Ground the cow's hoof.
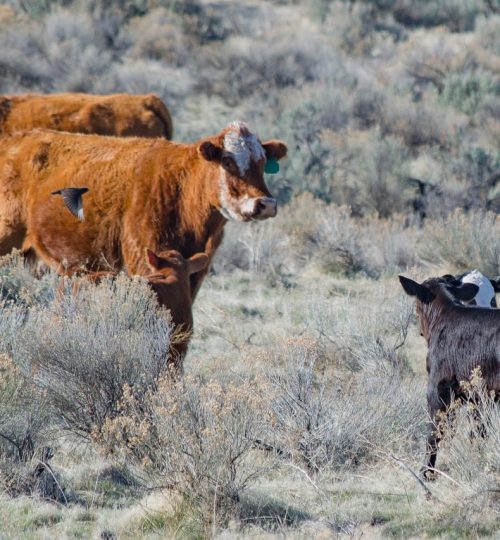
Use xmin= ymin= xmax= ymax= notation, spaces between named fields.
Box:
xmin=420 ymin=466 xmax=436 ymax=481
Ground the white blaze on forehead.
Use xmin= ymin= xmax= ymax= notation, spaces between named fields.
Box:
xmin=223 ymin=121 xmax=266 ymax=175
xmin=460 ymin=269 xmax=495 ymax=307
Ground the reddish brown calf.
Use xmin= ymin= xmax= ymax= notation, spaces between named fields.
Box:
xmin=145 ymin=248 xmax=208 ymax=372
xmin=62 ymin=249 xmax=208 ymax=373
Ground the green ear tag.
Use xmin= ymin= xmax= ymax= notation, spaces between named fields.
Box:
xmin=265 ymin=158 xmax=280 ymax=174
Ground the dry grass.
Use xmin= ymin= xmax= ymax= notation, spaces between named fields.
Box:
xmin=419 ymin=209 xmax=500 ymax=275
xmin=0 ymin=1 xmax=499 ymax=538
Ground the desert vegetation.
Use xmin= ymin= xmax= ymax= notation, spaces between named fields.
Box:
xmin=0 ymin=0 xmax=499 ymax=538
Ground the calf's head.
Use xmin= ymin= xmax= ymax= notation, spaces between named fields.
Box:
xmin=146 ymin=249 xmax=209 ymax=291
xmin=198 ymin=121 xmax=287 ymax=222
xmin=441 ymin=270 xmax=500 ymax=308
xmin=399 ymin=275 xmax=479 ymax=341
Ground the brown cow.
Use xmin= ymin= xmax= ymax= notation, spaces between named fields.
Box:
xmin=0 ymin=121 xmax=287 ymax=297
xmin=65 ymin=248 xmax=208 ymax=373
xmin=0 ymin=93 xmax=173 ymax=139
xmin=399 ymin=275 xmax=500 ymax=478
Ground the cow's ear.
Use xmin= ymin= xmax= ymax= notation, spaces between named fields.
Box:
xmin=146 ymin=248 xmax=161 ymax=270
xmin=399 ymin=276 xmax=435 ymax=304
xmin=441 ymin=274 xmax=461 ymax=286
xmin=187 ymin=253 xmax=209 ymax=275
xmin=262 ymin=140 xmax=287 ymax=161
xmin=490 ymin=277 xmax=500 ymax=292
xmin=448 ymin=283 xmax=479 ymax=302
xmin=199 ymin=141 xmax=223 ymax=162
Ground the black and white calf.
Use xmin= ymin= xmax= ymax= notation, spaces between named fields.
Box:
xmin=399 ymin=274 xmax=500 ymax=478
xmin=442 ymin=270 xmax=500 ymax=308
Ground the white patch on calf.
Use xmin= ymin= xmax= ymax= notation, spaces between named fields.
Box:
xmin=223 ymin=121 xmax=265 ymax=176
xmin=461 ymin=269 xmax=495 ymax=307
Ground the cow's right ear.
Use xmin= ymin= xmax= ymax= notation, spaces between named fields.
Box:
xmin=262 ymin=140 xmax=287 ymax=161
xmin=187 ymin=253 xmax=209 ymax=275
xmin=399 ymin=276 xmax=435 ymax=304
xmin=448 ymin=282 xmax=479 ymax=302
xmin=146 ymin=248 xmax=161 ymax=270
xmin=199 ymin=141 xmax=223 ymax=163
xmin=490 ymin=277 xmax=500 ymax=292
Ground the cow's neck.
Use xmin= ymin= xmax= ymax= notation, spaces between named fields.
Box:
xmin=179 ymin=156 xmax=226 ymax=253
xmin=157 ymin=147 xmax=226 ymax=255
xmin=422 ymin=296 xmax=453 ymax=343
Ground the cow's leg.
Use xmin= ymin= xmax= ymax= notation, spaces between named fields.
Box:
xmin=0 ymin=220 xmax=26 ymax=256
xmin=0 ymin=188 xmax=26 ymax=256
xmin=26 ymin=232 xmax=78 ymax=276
xmin=190 ymin=227 xmax=224 ymax=300
xmin=57 ymin=271 xmax=117 ymax=299
xmin=422 ymin=379 xmax=456 ymax=480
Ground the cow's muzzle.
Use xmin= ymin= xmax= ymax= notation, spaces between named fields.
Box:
xmin=252 ymin=197 xmax=277 ymax=219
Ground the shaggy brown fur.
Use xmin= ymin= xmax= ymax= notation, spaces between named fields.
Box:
xmin=0 ymin=93 xmax=173 ymax=139
xmin=0 ymin=124 xmax=286 ymax=297
xmin=400 ymin=275 xmax=500 ymax=477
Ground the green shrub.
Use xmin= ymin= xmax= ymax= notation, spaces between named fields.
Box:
xmin=419 ymin=209 xmax=500 ymax=275
xmin=264 ymin=339 xmax=424 ymax=471
xmin=99 ymin=374 xmax=271 ymax=533
xmin=1 ymin=274 xmax=172 ymax=439
xmin=440 ymin=72 xmax=498 ymax=115
xmin=392 ymin=0 xmax=490 ymax=32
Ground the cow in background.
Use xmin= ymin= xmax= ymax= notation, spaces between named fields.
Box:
xmin=0 ymin=121 xmax=287 ymax=297
xmin=399 ymin=275 xmax=500 ymax=478
xmin=441 ymin=270 xmax=500 ymax=308
xmin=0 ymin=93 xmax=173 ymax=139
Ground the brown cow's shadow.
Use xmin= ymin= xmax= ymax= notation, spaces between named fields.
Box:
xmin=237 ymin=493 xmax=312 ymax=531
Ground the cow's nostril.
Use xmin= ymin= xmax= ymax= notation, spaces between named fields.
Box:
xmin=252 ymin=197 xmax=277 ymax=219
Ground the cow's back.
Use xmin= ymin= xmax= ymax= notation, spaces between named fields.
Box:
xmin=0 ymin=129 xmax=169 ymax=263
xmin=428 ymin=308 xmax=500 ymax=389
xmin=0 ymin=93 xmax=173 ymax=139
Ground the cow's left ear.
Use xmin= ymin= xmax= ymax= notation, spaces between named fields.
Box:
xmin=262 ymin=140 xmax=287 ymax=161
xmin=399 ymin=276 xmax=435 ymax=304
xmin=490 ymin=277 xmax=500 ymax=292
xmin=146 ymin=248 xmax=161 ymax=270
xmin=448 ymin=283 xmax=479 ymax=302
xmin=199 ymin=140 xmax=223 ymax=163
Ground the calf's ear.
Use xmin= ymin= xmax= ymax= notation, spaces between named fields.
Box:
xmin=262 ymin=140 xmax=287 ymax=161
xmin=146 ymin=248 xmax=161 ymax=270
xmin=399 ymin=276 xmax=435 ymax=304
xmin=490 ymin=277 xmax=500 ymax=292
xmin=199 ymin=140 xmax=223 ymax=162
xmin=187 ymin=253 xmax=209 ymax=275
xmin=448 ymin=282 xmax=479 ymax=302
xmin=441 ymin=274 xmax=461 ymax=286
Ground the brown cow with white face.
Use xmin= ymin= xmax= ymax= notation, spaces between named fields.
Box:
xmin=0 ymin=121 xmax=286 ymax=297
xmin=0 ymin=93 xmax=173 ymax=139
